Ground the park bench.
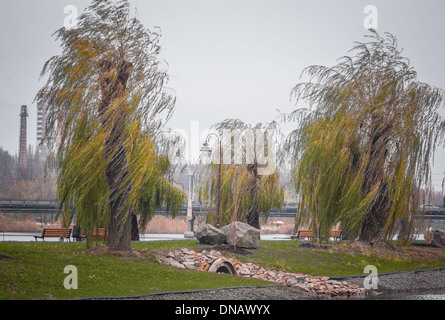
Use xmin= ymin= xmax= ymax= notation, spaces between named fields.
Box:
xmin=34 ymin=228 xmax=72 ymax=242
xmin=329 ymin=230 xmax=342 ymax=241
xmin=91 ymin=227 xmax=106 ymax=240
xmin=290 ymin=229 xmax=343 ymax=241
xmin=72 ymin=226 xmax=105 ymax=241
xmin=72 ymin=226 xmax=87 ymax=241
xmin=290 ymin=230 xmax=314 ymax=241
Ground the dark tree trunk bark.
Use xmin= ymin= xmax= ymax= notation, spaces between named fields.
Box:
xmin=359 ymin=181 xmax=390 ymax=242
xmin=131 ymin=214 xmax=140 ymax=241
xmin=99 ymin=59 xmax=134 ymax=252
xmin=246 ymin=161 xmax=261 ymax=230
xmin=105 ymin=144 xmax=133 ymax=251
xmin=246 ymin=210 xmax=260 ymax=229
xmin=358 ymin=118 xmax=391 ymax=243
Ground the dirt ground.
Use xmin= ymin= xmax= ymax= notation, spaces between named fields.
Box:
xmin=86 ymin=239 xmax=445 ymax=262
xmin=327 ymin=241 xmax=445 ymax=262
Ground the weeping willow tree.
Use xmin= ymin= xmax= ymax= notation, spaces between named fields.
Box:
xmin=198 ymin=119 xmax=285 ymax=229
xmin=36 ymin=0 xmax=182 ymax=251
xmin=287 ymin=31 xmax=445 ymax=243
xmin=292 ymin=107 xmax=376 ymax=241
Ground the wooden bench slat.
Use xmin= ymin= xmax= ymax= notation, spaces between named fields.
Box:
xmin=291 ymin=230 xmax=343 ymax=241
xmin=328 ymin=230 xmax=342 ymax=241
xmin=91 ymin=228 xmax=106 ymax=240
xmin=298 ymin=230 xmax=314 ymax=237
xmin=34 ymin=228 xmax=72 ymax=241
xmin=290 ymin=230 xmax=314 ymax=240
xmin=72 ymin=227 xmax=106 ymax=241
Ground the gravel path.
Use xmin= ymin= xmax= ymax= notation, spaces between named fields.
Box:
xmin=86 ymin=267 xmax=445 ymax=300
xmin=92 ymin=285 xmax=320 ymax=300
xmin=333 ymin=267 xmax=445 ymax=295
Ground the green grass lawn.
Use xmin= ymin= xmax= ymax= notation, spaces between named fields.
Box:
xmin=230 ymin=242 xmax=445 ymax=277
xmin=1 ymin=240 xmax=445 ymax=300
xmin=0 ymin=241 xmax=268 ymax=300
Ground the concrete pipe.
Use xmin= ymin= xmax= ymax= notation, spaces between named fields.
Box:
xmin=208 ymin=258 xmax=237 ymax=275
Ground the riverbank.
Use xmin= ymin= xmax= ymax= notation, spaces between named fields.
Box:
xmin=1 ymin=240 xmax=445 ymax=300
xmin=104 ymin=245 xmax=445 ymax=300
xmin=90 ymin=241 xmax=445 ymax=300
xmin=339 ymin=267 xmax=445 ymax=297
xmin=94 ymin=267 xmax=445 ymax=300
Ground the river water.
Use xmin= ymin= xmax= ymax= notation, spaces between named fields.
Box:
xmin=0 ymin=232 xmax=293 ymax=242
xmin=366 ymin=291 xmax=445 ymax=300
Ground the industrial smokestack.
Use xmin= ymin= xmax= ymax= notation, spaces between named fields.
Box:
xmin=19 ymin=105 xmax=28 ymax=166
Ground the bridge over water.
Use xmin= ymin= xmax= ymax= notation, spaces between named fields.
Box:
xmin=0 ymin=200 xmax=301 ymax=221
xmin=1 ymin=199 xmax=444 ymax=224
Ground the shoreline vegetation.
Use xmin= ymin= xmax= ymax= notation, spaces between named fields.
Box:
xmin=1 ymin=239 xmax=445 ymax=300
xmin=0 ymin=213 xmax=296 ymax=235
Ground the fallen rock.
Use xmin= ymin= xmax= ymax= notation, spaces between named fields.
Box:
xmin=182 ymin=261 xmax=197 ymax=270
xmin=164 ymin=257 xmax=185 ymax=269
xmin=196 ymin=224 xmax=226 ymax=245
xmin=431 ymin=229 xmax=445 ymax=248
xmin=221 ymin=221 xmax=260 ymax=249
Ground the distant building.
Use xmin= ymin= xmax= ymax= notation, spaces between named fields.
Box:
xmin=19 ymin=105 xmax=28 ymax=166
xmin=36 ymin=98 xmax=48 ymax=156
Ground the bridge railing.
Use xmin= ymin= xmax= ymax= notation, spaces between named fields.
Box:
xmin=1 ymin=200 xmax=444 ymax=219
xmin=0 ymin=200 xmax=59 ymax=207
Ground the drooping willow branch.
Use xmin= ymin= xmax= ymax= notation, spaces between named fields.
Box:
xmin=36 ymin=0 xmax=180 ymax=250
xmin=285 ymin=30 xmax=445 ymax=243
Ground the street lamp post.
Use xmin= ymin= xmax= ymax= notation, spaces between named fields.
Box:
xmin=184 ymin=165 xmax=196 ymax=238
xmin=201 ymin=133 xmax=222 ymax=228
xmin=442 ymin=171 xmax=445 ymax=209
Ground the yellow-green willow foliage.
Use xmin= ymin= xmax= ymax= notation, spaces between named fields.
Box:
xmin=198 ymin=165 xmax=284 ymax=228
xmin=37 ymin=0 xmax=179 ymax=250
xmin=294 ymin=109 xmax=375 ymax=241
xmin=287 ymin=31 xmax=445 ymax=243
xmin=198 ymin=119 xmax=285 ymax=228
xmin=137 ymin=157 xmax=186 ymax=230
xmin=56 ymin=113 xmax=185 ymax=246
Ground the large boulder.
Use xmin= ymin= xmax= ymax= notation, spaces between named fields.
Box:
xmin=221 ymin=221 xmax=260 ymax=249
xmin=431 ymin=229 xmax=445 ymax=248
xmin=196 ymin=224 xmax=226 ymax=245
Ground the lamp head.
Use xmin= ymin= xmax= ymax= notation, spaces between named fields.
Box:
xmin=200 ymin=142 xmax=212 ymax=153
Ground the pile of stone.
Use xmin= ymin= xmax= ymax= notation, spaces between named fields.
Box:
xmin=151 ymin=247 xmax=226 ymax=272
xmin=430 ymin=229 xmax=445 ymax=247
xmin=150 ymin=247 xmax=366 ymax=298
xmin=231 ymin=259 xmax=365 ymax=297
xmin=196 ymin=222 xmax=260 ymax=249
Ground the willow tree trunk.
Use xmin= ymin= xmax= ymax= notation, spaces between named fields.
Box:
xmin=246 ymin=162 xmax=261 ymax=229
xmin=359 ymin=181 xmax=390 ymax=242
xmin=246 ymin=209 xmax=260 ymax=229
xmin=99 ymin=60 xmax=134 ymax=251
xmin=358 ymin=118 xmax=391 ymax=243
xmin=131 ymin=214 xmax=140 ymax=241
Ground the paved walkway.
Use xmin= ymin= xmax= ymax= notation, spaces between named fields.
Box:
xmin=0 ymin=232 xmax=292 ymax=242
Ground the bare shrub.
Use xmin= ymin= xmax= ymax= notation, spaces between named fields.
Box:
xmin=260 ymin=218 xmax=296 ymax=234
xmin=143 ymin=216 xmax=187 ymax=234
xmin=0 ymin=213 xmax=41 ymax=232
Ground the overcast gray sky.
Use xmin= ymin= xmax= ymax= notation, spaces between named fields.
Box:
xmin=0 ymin=0 xmax=444 ymax=189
